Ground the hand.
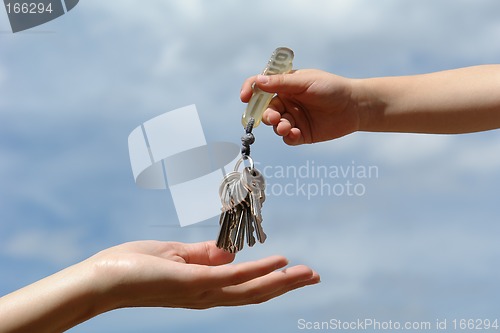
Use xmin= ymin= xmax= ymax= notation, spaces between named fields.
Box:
xmin=240 ymin=69 xmax=360 ymax=145
xmin=91 ymin=240 xmax=320 ymax=310
xmin=0 ymin=240 xmax=319 ymax=333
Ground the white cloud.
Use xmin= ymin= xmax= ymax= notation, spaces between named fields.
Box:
xmin=153 ymin=39 xmax=189 ymax=75
xmin=366 ymin=133 xmax=455 ymax=166
xmin=453 ymin=133 xmax=500 ymax=174
xmin=1 ymin=228 xmax=85 ymax=265
xmin=307 ymin=132 xmax=455 ymax=168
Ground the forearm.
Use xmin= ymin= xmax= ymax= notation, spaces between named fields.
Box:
xmin=0 ymin=261 xmax=107 ymax=333
xmin=355 ymin=65 xmax=500 ymax=134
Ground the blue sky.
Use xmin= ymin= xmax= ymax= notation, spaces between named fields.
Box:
xmin=1 ymin=1 xmax=500 ymax=332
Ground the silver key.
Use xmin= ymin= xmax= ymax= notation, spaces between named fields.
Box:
xmin=216 ymin=209 xmax=230 ymax=250
xmin=231 ymin=203 xmax=247 ymax=252
xmin=242 ymin=167 xmax=267 ymax=243
xmin=217 ymin=171 xmax=247 ymax=251
xmin=244 ymin=205 xmax=257 ymax=247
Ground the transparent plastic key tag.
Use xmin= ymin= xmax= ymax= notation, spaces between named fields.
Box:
xmin=241 ymin=47 xmax=294 ymax=128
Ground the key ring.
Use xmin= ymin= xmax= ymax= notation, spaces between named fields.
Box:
xmin=234 ymin=155 xmax=254 ymax=172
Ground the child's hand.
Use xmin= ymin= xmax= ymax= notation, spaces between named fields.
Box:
xmin=241 ymin=69 xmax=360 ymax=145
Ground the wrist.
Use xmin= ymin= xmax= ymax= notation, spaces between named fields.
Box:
xmin=80 ymin=254 xmax=125 ymax=314
xmin=0 ymin=259 xmax=113 ymax=333
xmin=57 ymin=259 xmax=114 ymax=330
xmin=350 ymin=78 xmax=387 ymax=133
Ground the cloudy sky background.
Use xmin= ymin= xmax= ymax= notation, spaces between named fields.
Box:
xmin=1 ymin=0 xmax=500 ymax=332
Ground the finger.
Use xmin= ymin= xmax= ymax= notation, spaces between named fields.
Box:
xmin=250 ymin=270 xmax=320 ymax=305
xmin=281 ymin=112 xmax=296 ymax=129
xmin=275 ymin=119 xmax=292 ymax=137
xmin=263 ymin=109 xmax=281 ymax=126
xmin=254 ymin=71 xmax=311 ymax=95
xmin=220 ymin=265 xmax=321 ymax=306
xmin=272 ymin=124 xmax=281 ymax=137
xmin=208 ymin=255 xmax=289 ymax=288
xmin=248 ymin=269 xmax=321 ymax=305
xmin=183 ymin=241 xmax=236 ymax=266
xmin=262 ymin=96 xmax=285 ymax=126
xmin=275 ymin=113 xmax=296 ymax=136
xmin=283 ymin=128 xmax=305 ymax=146
xmin=240 ymin=75 xmax=258 ymax=102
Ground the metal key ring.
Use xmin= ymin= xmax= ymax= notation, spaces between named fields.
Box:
xmin=234 ymin=155 xmax=254 ymax=172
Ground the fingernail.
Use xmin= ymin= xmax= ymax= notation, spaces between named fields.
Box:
xmin=256 ymin=74 xmax=270 ymax=84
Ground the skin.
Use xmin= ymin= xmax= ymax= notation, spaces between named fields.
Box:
xmin=0 ymin=240 xmax=320 ymax=333
xmin=240 ymin=65 xmax=500 ymax=145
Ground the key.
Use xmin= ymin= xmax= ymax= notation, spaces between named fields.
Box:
xmin=231 ymin=203 xmax=247 ymax=253
xmin=231 ymin=176 xmax=250 ymax=209
xmin=217 ymin=171 xmax=244 ymax=251
xmin=225 ymin=206 xmax=240 ymax=253
xmin=245 ymin=205 xmax=257 ymax=247
xmin=218 ymin=171 xmax=240 ymax=210
xmin=216 ymin=208 xmax=231 ymax=250
xmin=242 ymin=166 xmax=267 ymax=243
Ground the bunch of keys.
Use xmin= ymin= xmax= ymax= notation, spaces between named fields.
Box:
xmin=216 ymin=155 xmax=267 ymax=253
xmin=216 ymin=47 xmax=294 ymax=253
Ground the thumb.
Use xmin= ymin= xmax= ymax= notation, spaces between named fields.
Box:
xmin=254 ymin=72 xmax=311 ymax=94
xmin=184 ymin=241 xmax=236 ymax=266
